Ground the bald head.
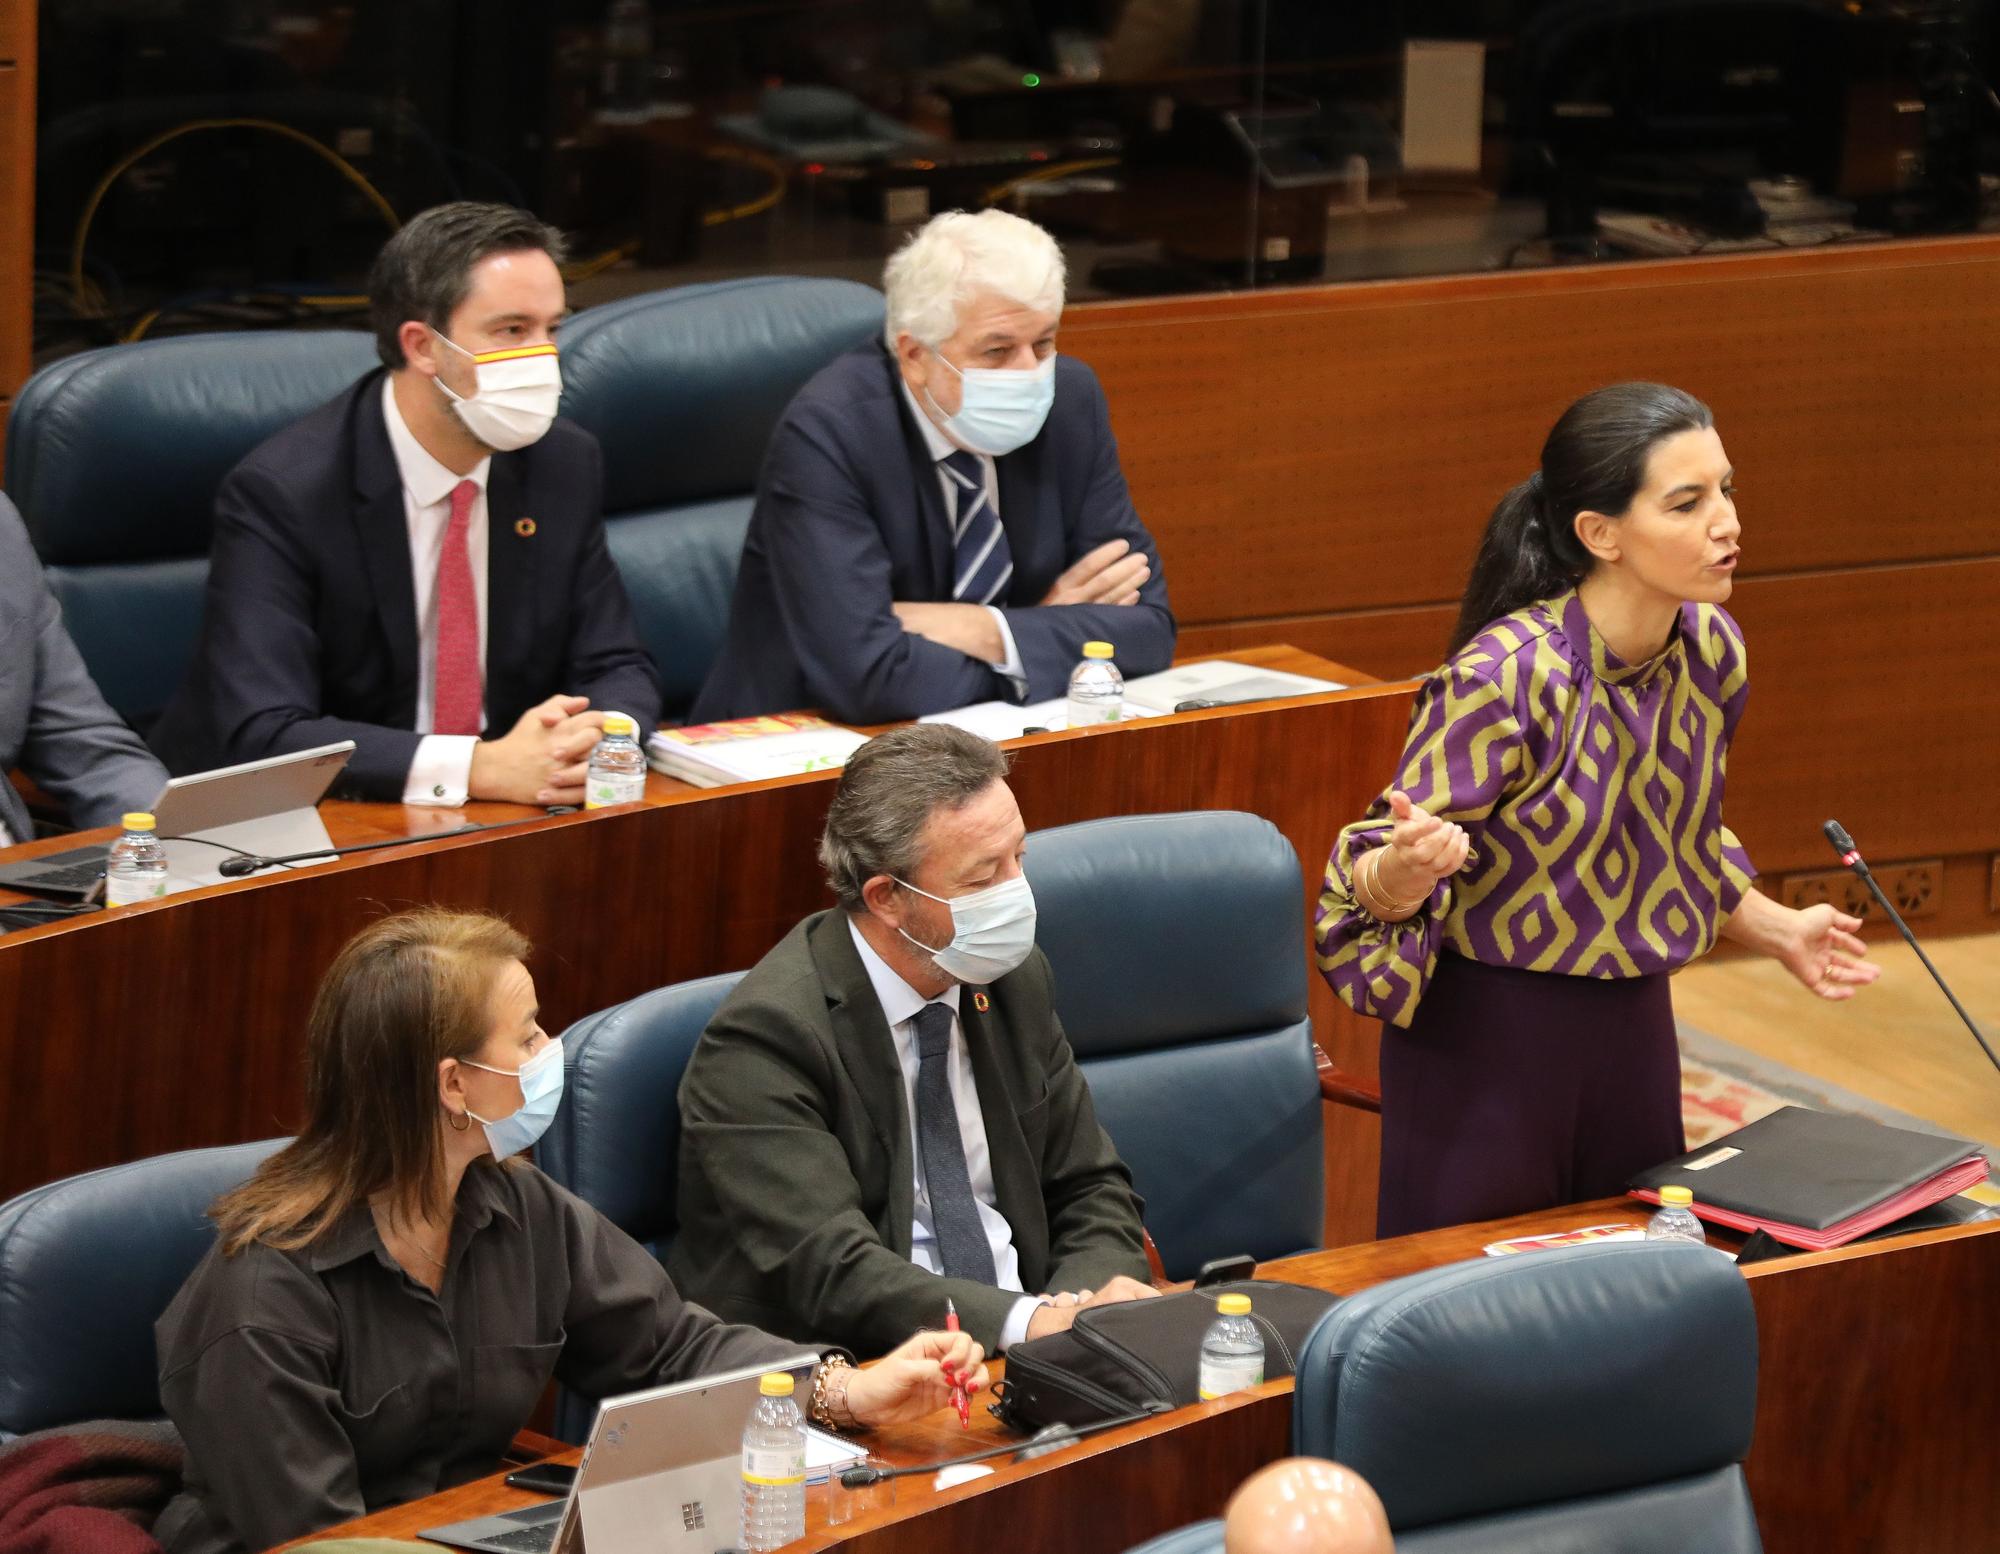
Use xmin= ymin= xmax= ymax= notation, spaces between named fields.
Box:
xmin=1223 ymin=1459 xmax=1393 ymax=1554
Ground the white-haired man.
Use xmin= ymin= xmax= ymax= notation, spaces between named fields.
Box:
xmin=692 ymin=209 xmax=1175 ymax=723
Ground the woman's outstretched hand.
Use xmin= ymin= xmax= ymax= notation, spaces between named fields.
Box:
xmin=1374 ymin=790 xmax=1473 ymax=902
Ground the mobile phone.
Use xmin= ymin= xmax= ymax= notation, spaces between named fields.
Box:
xmin=1194 ymin=1253 xmax=1256 ymax=1288
xmin=504 ymin=1463 xmax=578 ymax=1497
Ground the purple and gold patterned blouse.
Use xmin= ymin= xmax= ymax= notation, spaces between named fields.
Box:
xmin=1315 ymin=589 xmax=1758 ymax=1028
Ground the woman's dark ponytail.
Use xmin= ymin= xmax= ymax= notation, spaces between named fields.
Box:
xmin=1447 ymin=383 xmax=1714 ymax=656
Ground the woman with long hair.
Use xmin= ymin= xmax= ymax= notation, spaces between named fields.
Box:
xmin=155 ymin=908 xmax=986 ymax=1554
xmin=1316 ymin=383 xmax=1879 ymax=1237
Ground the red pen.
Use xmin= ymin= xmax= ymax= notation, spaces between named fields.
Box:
xmin=944 ymin=1298 xmax=970 ymax=1428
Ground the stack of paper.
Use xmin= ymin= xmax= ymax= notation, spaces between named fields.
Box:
xmin=920 ymin=696 xmax=1162 ymax=741
xmin=647 ymin=714 xmax=869 ymax=788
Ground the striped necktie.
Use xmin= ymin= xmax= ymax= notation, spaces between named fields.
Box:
xmin=941 ymin=449 xmax=1013 ymax=607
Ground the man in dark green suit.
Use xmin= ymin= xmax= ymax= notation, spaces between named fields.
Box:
xmin=670 ymin=724 xmax=1155 ymax=1355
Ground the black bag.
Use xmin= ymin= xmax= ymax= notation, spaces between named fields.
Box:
xmin=993 ymin=1279 xmax=1341 ymax=1432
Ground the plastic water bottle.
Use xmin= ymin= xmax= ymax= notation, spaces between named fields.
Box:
xmin=104 ymin=812 xmax=169 ymax=906
xmin=740 ymin=1372 xmax=806 ymax=1551
xmin=1646 ymin=1185 xmax=1706 ymax=1244
xmin=584 ymin=713 xmax=647 ymax=809
xmin=1065 ymin=640 xmax=1124 ymax=728
xmin=1197 ymin=1292 xmax=1265 ymax=1400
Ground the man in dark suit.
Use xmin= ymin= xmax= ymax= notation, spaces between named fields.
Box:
xmin=0 ymin=495 xmax=167 ymax=845
xmin=692 ymin=210 xmax=1174 ymax=724
xmin=151 ymin=203 xmax=659 ymax=804
xmin=671 ymin=724 xmax=1157 ymax=1355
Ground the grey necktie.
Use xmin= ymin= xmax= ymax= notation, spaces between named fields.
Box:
xmin=912 ymin=1001 xmax=999 ymax=1285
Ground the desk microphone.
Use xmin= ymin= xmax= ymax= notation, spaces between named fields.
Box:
xmin=836 ymin=1405 xmax=1171 ymax=1488
xmin=216 ymin=821 xmax=505 ymax=877
xmin=1823 ymin=819 xmax=2000 ymax=1078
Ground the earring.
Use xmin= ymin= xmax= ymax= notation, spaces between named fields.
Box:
xmin=447 ymin=1110 xmax=471 ymax=1132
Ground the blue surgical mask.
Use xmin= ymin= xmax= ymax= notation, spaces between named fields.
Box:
xmin=923 ymin=349 xmax=1056 ymax=457
xmin=462 ymin=1038 xmax=564 ymax=1159
xmin=893 ymin=874 xmax=1037 ymax=984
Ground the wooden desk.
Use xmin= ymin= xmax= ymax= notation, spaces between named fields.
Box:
xmin=275 ymin=1202 xmax=2000 ymax=1554
xmin=0 ymin=647 xmax=1413 ymax=1241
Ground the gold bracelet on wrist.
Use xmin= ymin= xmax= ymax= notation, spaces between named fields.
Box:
xmin=1363 ymin=849 xmax=1428 ymax=918
xmin=810 ymin=1354 xmax=865 ymax=1432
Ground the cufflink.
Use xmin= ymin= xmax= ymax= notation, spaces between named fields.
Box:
xmin=514 ymin=517 xmax=537 ymax=537
xmin=432 ymin=784 xmax=447 ymax=798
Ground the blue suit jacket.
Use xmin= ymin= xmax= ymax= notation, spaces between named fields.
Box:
xmin=0 ymin=496 xmax=167 ymax=841
xmin=692 ymin=345 xmax=1175 ymax=723
xmin=149 ymin=371 xmax=661 ymax=800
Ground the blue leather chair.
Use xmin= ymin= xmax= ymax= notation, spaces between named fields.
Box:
xmin=1119 ymin=1520 xmax=1225 ymax=1554
xmin=1292 ymin=1240 xmax=1762 ymax=1553
xmin=538 ymin=972 xmax=746 ymax=1441
xmin=4 ymin=331 xmax=379 ymax=730
xmin=1026 ymin=811 xmax=1352 ymax=1282
xmin=556 ymin=276 xmax=884 ymax=718
xmin=0 ymin=1139 xmax=286 ymax=1439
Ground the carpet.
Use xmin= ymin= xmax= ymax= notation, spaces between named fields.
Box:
xmin=1678 ymin=1021 xmax=2000 ymax=1205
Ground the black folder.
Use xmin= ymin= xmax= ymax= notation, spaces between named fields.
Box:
xmin=1628 ymin=1106 xmax=1988 ymax=1249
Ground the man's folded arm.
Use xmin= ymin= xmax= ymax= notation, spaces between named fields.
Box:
xmin=761 ymin=419 xmax=1011 ymax=722
xmin=995 ymin=372 xmax=1175 ymax=700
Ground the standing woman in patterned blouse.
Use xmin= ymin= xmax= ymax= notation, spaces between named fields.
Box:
xmin=1316 ymin=382 xmax=1880 ymax=1237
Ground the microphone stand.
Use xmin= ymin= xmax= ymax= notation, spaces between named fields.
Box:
xmin=1824 ymin=819 xmax=2000 ymax=1078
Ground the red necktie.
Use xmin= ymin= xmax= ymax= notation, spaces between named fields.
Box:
xmin=432 ymin=478 xmax=483 ymax=736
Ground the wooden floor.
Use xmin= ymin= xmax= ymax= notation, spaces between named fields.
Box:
xmin=1672 ymin=932 xmax=2000 ymax=1152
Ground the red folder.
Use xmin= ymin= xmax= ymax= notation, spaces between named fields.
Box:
xmin=1631 ymin=1155 xmax=1989 ymax=1251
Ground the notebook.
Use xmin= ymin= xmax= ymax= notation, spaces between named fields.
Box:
xmin=646 ymin=717 xmax=868 ymax=788
xmin=1627 ymin=1106 xmax=1989 ymax=1251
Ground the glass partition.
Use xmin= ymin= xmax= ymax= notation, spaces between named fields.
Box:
xmin=32 ymin=0 xmax=2000 ymax=356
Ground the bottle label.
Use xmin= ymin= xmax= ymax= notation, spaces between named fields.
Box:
xmin=584 ymin=772 xmax=647 ymax=810
xmin=1197 ymin=1357 xmax=1264 ymax=1400
xmin=105 ymin=875 xmax=167 ymax=907
xmin=741 ymin=1446 xmax=805 ymax=1486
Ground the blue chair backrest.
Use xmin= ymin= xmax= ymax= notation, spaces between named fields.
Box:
xmin=538 ymin=971 xmax=745 ymax=1440
xmin=540 ymin=972 xmax=748 ymax=1264
xmin=1292 ymin=1241 xmax=1762 ymax=1553
xmin=4 ymin=331 xmax=379 ymax=729
xmin=0 ymin=1138 xmax=288 ymax=1438
xmin=556 ymin=276 xmax=885 ymax=717
xmin=1025 ymin=811 xmax=1322 ymax=1280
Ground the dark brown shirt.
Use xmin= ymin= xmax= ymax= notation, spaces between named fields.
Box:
xmin=154 ymin=1161 xmax=800 ymax=1554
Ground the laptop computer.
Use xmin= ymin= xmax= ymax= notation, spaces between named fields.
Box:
xmin=0 ymin=741 xmax=355 ymax=902
xmin=421 ymin=1353 xmax=821 ymax=1554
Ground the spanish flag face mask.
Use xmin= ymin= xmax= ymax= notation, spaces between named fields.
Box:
xmin=430 ymin=330 xmax=563 ymax=452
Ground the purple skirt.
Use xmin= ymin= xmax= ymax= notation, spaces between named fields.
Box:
xmin=1376 ymin=951 xmax=1685 ymax=1239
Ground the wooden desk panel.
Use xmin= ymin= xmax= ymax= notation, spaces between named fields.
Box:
xmin=1063 ymin=237 xmax=2000 ymax=623
xmin=0 ymin=651 xmax=1411 ymax=1234
xmin=274 ymin=1204 xmax=2000 ymax=1554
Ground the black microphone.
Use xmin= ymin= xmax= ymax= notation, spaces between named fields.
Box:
xmin=837 ymin=1405 xmax=1171 ymax=1488
xmin=216 ymin=821 xmax=501 ymax=877
xmin=1823 ymin=818 xmax=2000 ymax=1078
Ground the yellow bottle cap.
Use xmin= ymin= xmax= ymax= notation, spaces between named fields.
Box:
xmin=601 ymin=713 xmax=637 ymax=736
xmin=1659 ymin=1186 xmax=1694 ymax=1207
xmin=1081 ymin=641 xmax=1114 ymax=659
xmin=1215 ymin=1294 xmax=1252 ymax=1315
xmin=759 ymin=1373 xmax=795 ymax=1397
xmin=122 ymin=812 xmax=156 ymax=831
